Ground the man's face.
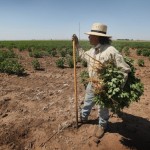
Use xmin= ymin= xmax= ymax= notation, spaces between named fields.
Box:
xmin=88 ymin=35 xmax=99 ymax=46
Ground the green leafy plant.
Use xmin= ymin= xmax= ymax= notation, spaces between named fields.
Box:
xmin=142 ymin=49 xmax=150 ymax=57
xmin=138 ymin=59 xmax=145 ymax=67
xmin=32 ymin=59 xmax=41 ymax=70
xmin=0 ymin=59 xmax=25 ymax=75
xmin=29 ymin=49 xmax=49 ymax=58
xmin=66 ymin=56 xmax=74 ymax=68
xmin=47 ymin=49 xmax=57 ymax=57
xmin=94 ymin=57 xmax=144 ymax=113
xmin=80 ymin=57 xmax=144 ymax=113
xmin=136 ymin=49 xmax=142 ymax=55
xmin=0 ymin=50 xmax=16 ymax=62
xmin=80 ymin=70 xmax=89 ymax=88
xmin=55 ymin=58 xmax=65 ymax=68
xmin=123 ymin=46 xmax=130 ymax=56
xmin=60 ymin=50 xmax=67 ymax=57
xmin=67 ymin=49 xmax=73 ymax=56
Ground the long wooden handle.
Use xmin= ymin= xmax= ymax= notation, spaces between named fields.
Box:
xmin=73 ymin=40 xmax=78 ymax=128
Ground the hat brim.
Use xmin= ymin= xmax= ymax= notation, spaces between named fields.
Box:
xmin=84 ymin=32 xmax=112 ymax=38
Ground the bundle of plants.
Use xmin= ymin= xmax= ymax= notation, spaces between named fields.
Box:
xmin=80 ymin=57 xmax=144 ymax=113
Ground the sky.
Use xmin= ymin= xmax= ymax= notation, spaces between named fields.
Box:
xmin=0 ymin=0 xmax=150 ymax=41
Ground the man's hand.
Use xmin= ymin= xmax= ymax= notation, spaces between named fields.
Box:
xmin=72 ymin=34 xmax=80 ymax=49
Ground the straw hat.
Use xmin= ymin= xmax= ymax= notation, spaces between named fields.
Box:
xmin=85 ymin=23 xmax=112 ymax=37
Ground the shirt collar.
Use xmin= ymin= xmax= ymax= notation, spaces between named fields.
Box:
xmin=93 ymin=44 xmax=101 ymax=55
xmin=94 ymin=43 xmax=101 ymax=49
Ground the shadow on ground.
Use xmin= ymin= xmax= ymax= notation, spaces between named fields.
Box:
xmin=108 ymin=112 xmax=150 ymax=150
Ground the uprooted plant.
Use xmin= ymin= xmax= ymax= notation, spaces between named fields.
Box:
xmin=80 ymin=56 xmax=144 ymax=114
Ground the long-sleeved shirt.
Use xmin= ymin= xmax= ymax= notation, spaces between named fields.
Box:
xmin=78 ymin=43 xmax=131 ymax=80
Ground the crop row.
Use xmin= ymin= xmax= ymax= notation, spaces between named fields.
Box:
xmin=0 ymin=40 xmax=150 ymax=75
xmin=0 ymin=40 xmax=90 ymax=52
xmin=0 ymin=40 xmax=150 ymax=51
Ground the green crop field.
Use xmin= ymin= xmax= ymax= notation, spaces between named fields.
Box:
xmin=0 ymin=40 xmax=90 ymax=51
xmin=0 ymin=40 xmax=150 ymax=149
xmin=0 ymin=40 xmax=150 ymax=75
xmin=0 ymin=40 xmax=150 ymax=51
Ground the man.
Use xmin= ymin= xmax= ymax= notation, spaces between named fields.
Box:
xmin=73 ymin=23 xmax=131 ymax=139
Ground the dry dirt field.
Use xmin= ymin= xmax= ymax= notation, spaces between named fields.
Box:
xmin=0 ymin=48 xmax=150 ymax=150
